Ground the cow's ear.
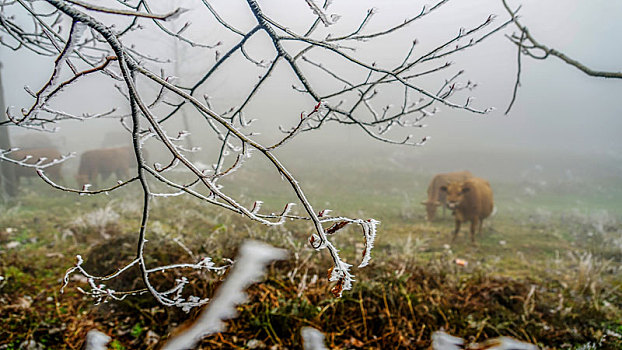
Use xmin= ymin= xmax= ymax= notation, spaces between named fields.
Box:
xmin=440 ymin=186 xmax=447 ymax=192
xmin=461 ymin=187 xmax=470 ymax=193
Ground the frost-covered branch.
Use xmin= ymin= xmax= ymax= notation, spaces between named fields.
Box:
xmin=1 ymin=0 xmax=511 ymax=306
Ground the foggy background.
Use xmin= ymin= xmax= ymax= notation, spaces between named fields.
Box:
xmin=1 ymin=0 xmax=621 ymax=204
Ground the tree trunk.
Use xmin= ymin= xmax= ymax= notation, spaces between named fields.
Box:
xmin=0 ymin=63 xmax=17 ymax=200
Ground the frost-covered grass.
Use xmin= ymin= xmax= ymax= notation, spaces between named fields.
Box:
xmin=1 ymin=153 xmax=622 ymax=349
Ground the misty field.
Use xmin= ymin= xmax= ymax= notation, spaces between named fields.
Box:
xmin=1 ymin=150 xmax=621 ymax=349
xmin=2 ymin=0 xmax=621 ymax=348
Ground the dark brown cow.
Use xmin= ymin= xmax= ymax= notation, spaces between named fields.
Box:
xmin=76 ymin=147 xmax=136 ymax=188
xmin=440 ymin=177 xmax=494 ymax=244
xmin=421 ymin=170 xmax=473 ymax=221
xmin=6 ymin=148 xmax=63 ymax=184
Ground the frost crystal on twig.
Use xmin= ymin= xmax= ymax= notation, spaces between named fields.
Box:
xmin=304 ymin=0 xmax=338 ymax=27
xmin=359 ymin=219 xmax=379 ymax=268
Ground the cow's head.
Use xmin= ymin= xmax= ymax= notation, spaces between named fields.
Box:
xmin=421 ymin=200 xmax=441 ymax=221
xmin=440 ymin=181 xmax=470 ymax=209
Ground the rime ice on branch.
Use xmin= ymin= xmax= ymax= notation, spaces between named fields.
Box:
xmin=1 ymin=0 xmax=506 ymax=305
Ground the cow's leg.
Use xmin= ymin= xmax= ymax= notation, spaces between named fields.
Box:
xmin=101 ymin=171 xmax=111 ymax=184
xmin=478 ymin=218 xmax=484 ymax=235
xmin=451 ymin=219 xmax=461 ymax=243
xmin=90 ymin=170 xmax=98 ymax=188
xmin=470 ymin=218 xmax=480 ymax=245
xmin=50 ymin=167 xmax=64 ymax=185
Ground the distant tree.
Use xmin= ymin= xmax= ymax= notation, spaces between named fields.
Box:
xmin=0 ymin=64 xmax=17 ymax=200
xmin=0 ymin=0 xmax=507 ymax=308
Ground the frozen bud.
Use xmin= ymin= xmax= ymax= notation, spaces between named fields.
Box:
xmin=309 ymin=234 xmax=322 ymax=249
xmin=165 ymin=76 xmax=179 ymax=84
xmin=318 ymin=209 xmax=332 ymax=217
xmin=24 ymin=86 xmax=36 ymax=97
xmin=176 ymin=22 xmax=191 ymax=35
xmin=165 ymin=7 xmax=189 ymax=22
xmin=251 ymin=201 xmax=263 ymax=214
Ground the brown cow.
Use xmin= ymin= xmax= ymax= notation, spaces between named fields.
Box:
xmin=440 ymin=177 xmax=494 ymax=244
xmin=6 ymin=148 xmax=64 ymax=184
xmin=421 ymin=170 xmax=473 ymax=221
xmin=76 ymin=147 xmax=136 ymax=188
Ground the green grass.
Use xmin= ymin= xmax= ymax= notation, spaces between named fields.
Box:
xmin=1 ymin=155 xmax=622 ymax=349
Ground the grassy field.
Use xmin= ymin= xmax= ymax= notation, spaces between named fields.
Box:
xmin=1 ymin=152 xmax=622 ymax=349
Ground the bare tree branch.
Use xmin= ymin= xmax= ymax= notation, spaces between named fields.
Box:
xmin=0 ymin=0 xmax=512 ymax=306
xmin=501 ymin=0 xmax=622 ymax=113
xmin=503 ymin=0 xmax=622 ymax=79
